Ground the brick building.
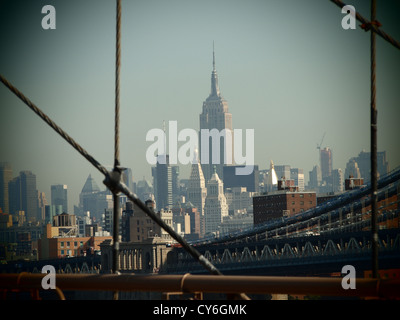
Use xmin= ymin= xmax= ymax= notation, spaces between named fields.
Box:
xmin=38 ymin=223 xmax=112 ymax=259
xmin=253 ymin=180 xmax=316 ymax=225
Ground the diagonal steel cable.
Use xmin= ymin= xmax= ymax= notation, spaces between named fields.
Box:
xmin=330 ymin=0 xmax=400 ymax=50
xmin=0 ymin=75 xmax=109 ymax=178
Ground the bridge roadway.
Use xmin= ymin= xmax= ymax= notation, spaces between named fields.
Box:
xmin=163 ymin=228 xmax=400 ymax=276
xmin=0 ymin=254 xmax=102 ymax=274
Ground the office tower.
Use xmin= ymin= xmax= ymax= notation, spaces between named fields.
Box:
xmin=199 ymin=46 xmax=233 ymax=182
xmin=45 ymin=204 xmax=63 ymax=224
xmin=135 ymin=178 xmax=154 ymax=202
xmin=171 ymin=165 xmax=180 ymax=204
xmin=8 ymin=171 xmax=38 ymax=222
xmin=37 ymin=191 xmax=48 ymax=221
xmin=78 ymin=174 xmax=112 ymax=222
xmin=346 ymin=150 xmax=389 ymax=182
xmin=51 ymin=184 xmax=68 ymax=213
xmin=290 ymin=168 xmax=305 ymax=191
xmin=308 ymin=165 xmax=322 ymax=191
xmin=223 ymin=165 xmax=259 ymax=192
xmin=332 ymin=168 xmax=344 ymax=192
xmin=344 ymin=159 xmax=362 ymax=179
xmin=320 ymin=147 xmax=333 ymax=180
xmin=204 ymin=167 xmax=228 ymax=235
xmin=122 ymin=168 xmax=134 ymax=193
xmin=274 ymin=165 xmax=291 ymax=181
xmin=187 ymin=150 xmax=207 ymax=215
xmin=152 ymin=154 xmax=173 ymax=210
xmin=0 ymin=162 xmax=12 ymax=213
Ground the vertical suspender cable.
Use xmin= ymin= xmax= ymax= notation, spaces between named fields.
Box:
xmin=112 ymin=0 xmax=122 ymax=300
xmin=370 ymin=0 xmax=379 ymax=279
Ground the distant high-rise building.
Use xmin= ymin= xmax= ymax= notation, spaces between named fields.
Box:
xmin=345 ymin=159 xmax=362 ymax=179
xmin=290 ymin=168 xmax=305 ymax=191
xmin=223 ymin=165 xmax=259 ymax=192
xmin=0 ymin=162 xmax=12 ymax=213
xmin=320 ymin=147 xmax=333 ymax=180
xmin=135 ymin=178 xmax=154 ymax=202
xmin=308 ymin=165 xmax=322 ymax=191
xmin=171 ymin=165 xmax=180 ymax=204
xmin=152 ymin=154 xmax=173 ymax=210
xmin=199 ymin=46 xmax=233 ymax=182
xmin=187 ymin=150 xmax=207 ymax=215
xmin=332 ymin=168 xmax=344 ymax=192
xmin=8 ymin=171 xmax=38 ymax=222
xmin=51 ymin=184 xmax=68 ymax=213
xmin=121 ymin=168 xmax=134 ymax=193
xmin=275 ymin=165 xmax=291 ymax=181
xmin=204 ymin=167 xmax=228 ymax=235
xmin=346 ymin=150 xmax=389 ymax=182
xmin=37 ymin=191 xmax=48 ymax=221
xmin=78 ymin=174 xmax=112 ymax=222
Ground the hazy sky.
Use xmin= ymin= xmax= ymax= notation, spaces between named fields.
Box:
xmin=1 ymin=0 xmax=399 ymax=212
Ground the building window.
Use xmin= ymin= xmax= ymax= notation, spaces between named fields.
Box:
xmin=61 ymin=250 xmax=64 ymax=255
xmin=300 ymin=201 xmax=304 ymax=205
xmin=66 ymin=241 xmax=70 ymax=248
xmin=300 ymin=194 xmax=304 ymax=198
xmin=80 ymin=241 xmax=83 ymax=247
xmin=60 ymin=242 xmax=64 ymax=248
xmin=74 ymin=241 xmax=78 ymax=247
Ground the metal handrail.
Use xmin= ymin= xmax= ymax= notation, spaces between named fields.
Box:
xmin=1 ymin=273 xmax=399 ymax=299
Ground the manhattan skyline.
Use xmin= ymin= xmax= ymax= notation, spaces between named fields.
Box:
xmin=1 ymin=0 xmax=399 ymax=212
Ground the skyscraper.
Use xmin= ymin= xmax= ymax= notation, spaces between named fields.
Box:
xmin=152 ymin=154 xmax=173 ymax=210
xmin=187 ymin=150 xmax=207 ymax=215
xmin=78 ymin=174 xmax=112 ymax=222
xmin=320 ymin=147 xmax=333 ymax=180
xmin=290 ymin=168 xmax=305 ymax=191
xmin=204 ymin=167 xmax=228 ymax=235
xmin=8 ymin=171 xmax=38 ymax=222
xmin=345 ymin=150 xmax=389 ymax=182
xmin=51 ymin=184 xmax=68 ymax=213
xmin=0 ymin=162 xmax=12 ymax=213
xmin=199 ymin=46 xmax=233 ymax=182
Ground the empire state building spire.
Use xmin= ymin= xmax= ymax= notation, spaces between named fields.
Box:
xmin=210 ymin=42 xmax=220 ymax=98
xmin=200 ymin=44 xmax=233 ymax=182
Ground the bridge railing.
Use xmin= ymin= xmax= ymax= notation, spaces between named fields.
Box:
xmin=192 ymin=178 xmax=400 ymax=246
xmin=1 ymin=273 xmax=400 ymax=300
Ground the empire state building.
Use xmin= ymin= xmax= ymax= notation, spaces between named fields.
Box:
xmin=199 ymin=47 xmax=233 ymax=182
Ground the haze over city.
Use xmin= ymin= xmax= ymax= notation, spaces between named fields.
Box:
xmin=1 ymin=0 xmax=399 ymax=212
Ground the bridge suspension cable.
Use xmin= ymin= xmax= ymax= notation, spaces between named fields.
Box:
xmin=330 ymin=0 xmax=400 ymax=50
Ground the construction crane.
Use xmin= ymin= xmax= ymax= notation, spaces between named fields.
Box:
xmin=317 ymin=132 xmax=326 ymax=151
